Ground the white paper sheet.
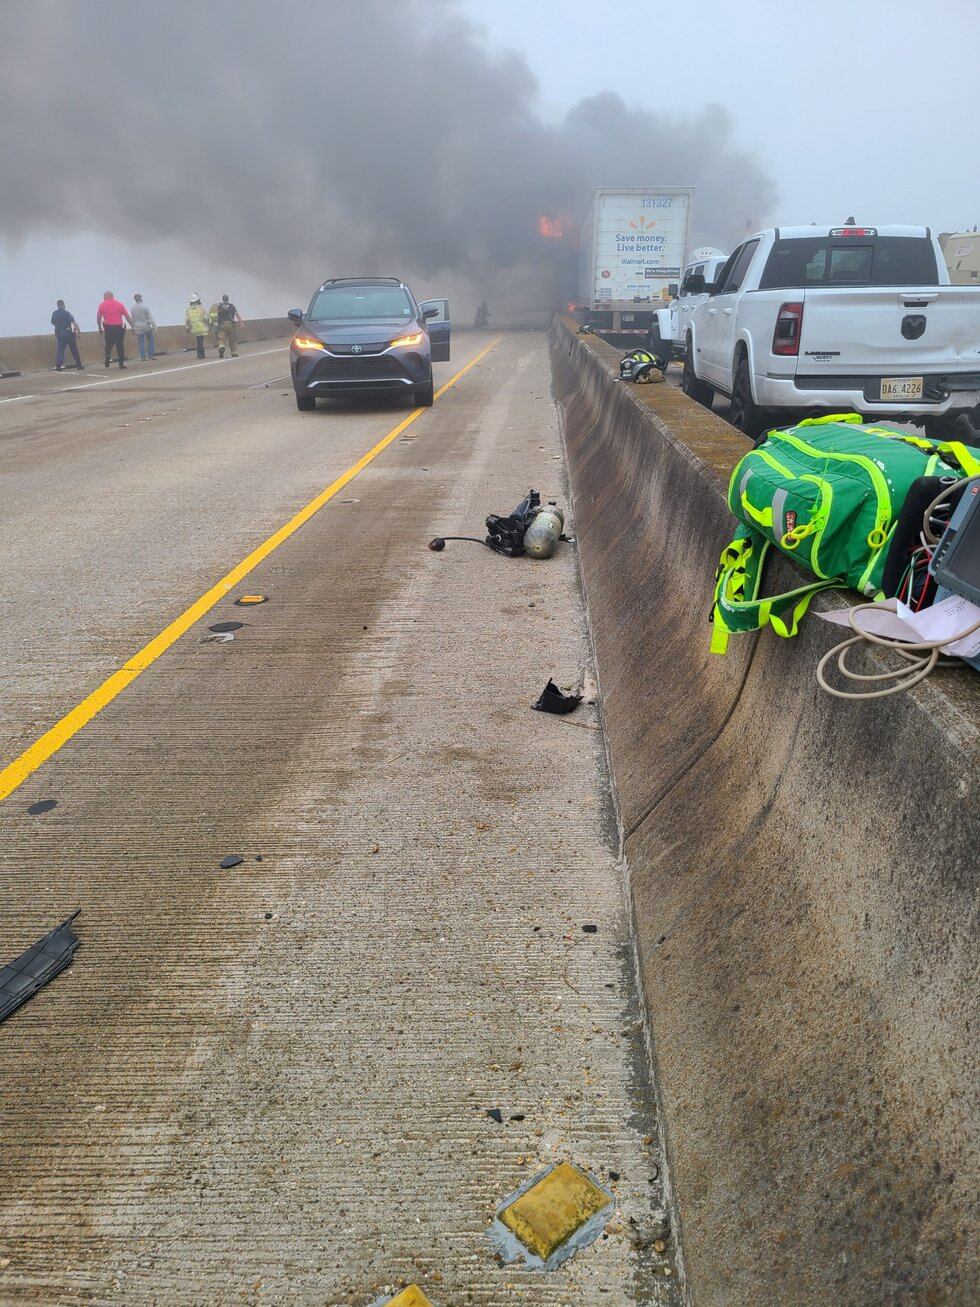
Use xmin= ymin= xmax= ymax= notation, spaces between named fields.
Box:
xmin=819 ymin=595 xmax=980 ymax=659
xmin=899 ymin=594 xmax=980 ymax=658
xmin=817 ymin=600 xmax=917 ymax=643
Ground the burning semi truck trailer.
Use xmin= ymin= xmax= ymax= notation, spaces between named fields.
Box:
xmin=575 ymin=186 xmax=693 ymax=338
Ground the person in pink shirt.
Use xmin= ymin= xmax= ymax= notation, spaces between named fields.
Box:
xmin=96 ymin=291 xmax=133 ymax=369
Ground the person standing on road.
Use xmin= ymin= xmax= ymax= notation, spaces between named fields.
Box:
xmin=130 ymin=293 xmax=157 ymax=360
xmin=185 ymin=294 xmax=210 ymax=359
xmin=96 ymin=290 xmax=132 ymax=369
xmin=214 ymin=294 xmax=243 ymax=359
xmin=51 ymin=299 xmax=84 ymax=371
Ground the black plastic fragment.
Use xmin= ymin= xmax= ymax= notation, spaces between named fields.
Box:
xmin=219 ymin=855 xmax=244 ymax=869
xmin=486 ymin=1108 xmax=503 ymax=1124
xmin=532 ymin=679 xmax=582 ymax=715
xmin=509 ymin=1112 xmax=526 ymax=1122
xmin=27 ymin=799 xmax=58 ymax=815
xmin=209 ymin=621 xmax=244 ymax=634
xmin=0 ymin=911 xmax=81 ymax=1023
xmin=582 ymin=923 xmax=598 ymax=934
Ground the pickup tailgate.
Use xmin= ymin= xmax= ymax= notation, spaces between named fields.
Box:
xmin=796 ymin=286 xmax=980 ymax=375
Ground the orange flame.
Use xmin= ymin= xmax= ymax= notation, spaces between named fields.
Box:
xmin=537 ymin=214 xmax=565 ymax=240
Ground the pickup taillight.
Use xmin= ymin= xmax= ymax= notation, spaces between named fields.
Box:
xmin=772 ymin=301 xmax=804 ymax=356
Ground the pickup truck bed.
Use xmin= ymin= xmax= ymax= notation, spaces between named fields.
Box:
xmin=684 ymin=225 xmax=980 ymax=441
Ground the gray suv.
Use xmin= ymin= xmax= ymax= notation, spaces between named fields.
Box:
xmin=288 ymin=278 xmax=450 ymax=411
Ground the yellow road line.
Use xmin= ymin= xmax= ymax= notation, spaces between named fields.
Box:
xmin=0 ymin=337 xmax=500 ymax=804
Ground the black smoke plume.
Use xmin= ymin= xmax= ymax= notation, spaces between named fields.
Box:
xmin=0 ymin=1 xmax=776 ymax=311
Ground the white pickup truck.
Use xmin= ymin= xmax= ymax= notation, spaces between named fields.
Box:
xmin=646 ymin=248 xmax=728 ymax=359
xmin=682 ymin=225 xmax=980 ymax=441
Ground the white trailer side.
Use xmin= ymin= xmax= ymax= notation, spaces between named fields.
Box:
xmin=578 ymin=187 xmax=694 ymax=329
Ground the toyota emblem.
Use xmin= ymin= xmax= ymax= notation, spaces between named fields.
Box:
xmin=351 ymin=344 xmax=363 ymax=354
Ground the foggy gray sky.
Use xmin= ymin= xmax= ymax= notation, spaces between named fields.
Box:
xmin=1 ymin=0 xmax=976 ymax=337
xmin=461 ymin=0 xmax=980 ymax=231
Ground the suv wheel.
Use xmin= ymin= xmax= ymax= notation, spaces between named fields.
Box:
xmin=296 ymin=392 xmax=316 ymax=412
xmin=415 ymin=377 xmax=434 ymax=407
xmin=682 ymin=345 xmax=714 ymax=407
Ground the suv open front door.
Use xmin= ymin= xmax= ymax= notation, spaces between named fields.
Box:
xmin=420 ymin=299 xmax=451 ymax=362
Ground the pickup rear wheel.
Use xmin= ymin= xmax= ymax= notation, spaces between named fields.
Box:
xmin=682 ymin=348 xmax=714 ymax=407
xmin=730 ymin=358 xmax=769 ymax=442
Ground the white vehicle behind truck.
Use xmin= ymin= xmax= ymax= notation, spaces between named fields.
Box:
xmin=683 ymin=225 xmax=980 ymax=441
xmin=940 ymin=231 xmax=980 ymax=286
xmin=646 ymin=247 xmax=728 ymax=358
xmin=577 ymin=187 xmax=693 ymax=339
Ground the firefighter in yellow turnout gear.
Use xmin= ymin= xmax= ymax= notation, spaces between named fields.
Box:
xmin=210 ymin=294 xmax=244 ymax=358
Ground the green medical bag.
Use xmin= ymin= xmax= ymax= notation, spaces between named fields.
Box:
xmin=711 ymin=415 xmax=980 ymax=653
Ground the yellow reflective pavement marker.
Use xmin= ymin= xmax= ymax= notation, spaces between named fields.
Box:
xmin=386 ymin=1288 xmax=433 ymax=1307
xmin=500 ymin=1161 xmax=612 ymax=1261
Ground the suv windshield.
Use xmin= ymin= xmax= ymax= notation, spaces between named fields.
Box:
xmin=759 ymin=236 xmax=938 ymax=289
xmin=309 ymin=285 xmax=414 ymax=321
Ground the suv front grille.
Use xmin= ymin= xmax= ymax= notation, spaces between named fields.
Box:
xmin=326 ymin=341 xmax=388 ymax=356
xmin=312 ymin=356 xmax=409 ymax=383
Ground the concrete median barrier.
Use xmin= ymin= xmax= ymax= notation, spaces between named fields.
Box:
xmin=0 ymin=316 xmax=291 ymax=375
xmin=550 ymin=315 xmax=979 ymax=1304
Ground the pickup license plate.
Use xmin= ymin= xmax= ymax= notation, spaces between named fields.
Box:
xmin=880 ymin=376 xmax=924 ymax=400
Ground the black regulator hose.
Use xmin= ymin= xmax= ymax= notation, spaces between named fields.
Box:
xmin=428 ymin=536 xmax=494 ymax=551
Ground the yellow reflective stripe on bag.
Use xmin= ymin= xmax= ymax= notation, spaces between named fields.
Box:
xmin=768 ymin=585 xmax=837 ymax=638
xmin=865 ymin=430 xmax=980 ymax=477
xmin=740 ymin=494 xmax=774 ymax=528
xmin=937 ymin=441 xmax=980 ymax=476
xmin=710 ymin=617 xmax=731 ymax=655
xmin=796 ymin=413 xmax=863 ymax=427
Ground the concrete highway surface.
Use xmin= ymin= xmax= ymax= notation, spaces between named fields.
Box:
xmin=0 ymin=336 xmax=677 ymax=1304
